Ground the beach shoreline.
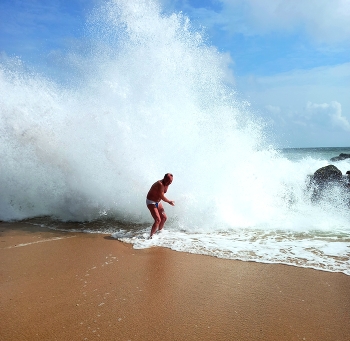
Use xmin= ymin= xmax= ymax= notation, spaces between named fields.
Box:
xmin=1 ymin=222 xmax=349 ymax=341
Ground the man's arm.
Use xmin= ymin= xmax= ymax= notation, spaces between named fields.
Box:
xmin=159 ymin=184 xmax=175 ymax=206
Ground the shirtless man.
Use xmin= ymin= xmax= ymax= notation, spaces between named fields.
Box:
xmin=146 ymin=173 xmax=175 ymax=238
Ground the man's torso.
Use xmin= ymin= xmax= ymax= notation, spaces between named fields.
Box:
xmin=147 ymin=180 xmax=168 ymax=202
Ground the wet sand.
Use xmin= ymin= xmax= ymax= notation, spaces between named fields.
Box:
xmin=1 ymin=221 xmax=349 ymax=341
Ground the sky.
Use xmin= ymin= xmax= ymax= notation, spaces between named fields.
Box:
xmin=1 ymin=0 xmax=349 ymax=148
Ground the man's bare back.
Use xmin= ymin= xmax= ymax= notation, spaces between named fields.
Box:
xmin=146 ymin=173 xmax=175 ymax=238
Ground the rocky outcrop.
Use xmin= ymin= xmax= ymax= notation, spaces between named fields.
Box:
xmin=313 ymin=165 xmax=343 ymax=183
xmin=330 ymin=153 xmax=350 ymax=161
xmin=309 ymin=165 xmax=348 ymax=202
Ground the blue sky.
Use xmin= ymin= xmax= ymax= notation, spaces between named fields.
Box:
xmin=1 ymin=0 xmax=349 ymax=147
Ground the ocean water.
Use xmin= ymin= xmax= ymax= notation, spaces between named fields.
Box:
xmin=280 ymin=147 xmax=350 ymax=162
xmin=1 ymin=0 xmax=349 ymax=275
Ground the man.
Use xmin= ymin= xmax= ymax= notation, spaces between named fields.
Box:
xmin=146 ymin=173 xmax=175 ymax=238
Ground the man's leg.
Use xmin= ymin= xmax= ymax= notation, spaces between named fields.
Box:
xmin=157 ymin=202 xmax=167 ymax=231
xmin=147 ymin=204 xmax=161 ymax=237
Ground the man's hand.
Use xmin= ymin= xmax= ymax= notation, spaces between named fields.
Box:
xmin=169 ymin=201 xmax=175 ymax=206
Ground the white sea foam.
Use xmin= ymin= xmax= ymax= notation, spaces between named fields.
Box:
xmin=113 ymin=227 xmax=350 ymax=275
xmin=0 ymin=0 xmax=349 ymax=274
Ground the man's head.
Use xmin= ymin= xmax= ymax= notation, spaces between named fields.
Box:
xmin=163 ymin=173 xmax=173 ymax=186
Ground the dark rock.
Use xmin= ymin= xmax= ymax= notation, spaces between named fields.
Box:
xmin=313 ymin=165 xmax=343 ymax=183
xmin=330 ymin=153 xmax=350 ymax=161
xmin=309 ymin=165 xmax=344 ymax=202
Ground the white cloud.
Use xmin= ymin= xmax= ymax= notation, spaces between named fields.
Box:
xmin=236 ymin=63 xmax=350 ymax=146
xmin=330 ymin=106 xmax=350 ymax=132
xmin=167 ymin=0 xmax=350 ymax=45
xmin=307 ymin=101 xmax=350 ymax=132
xmin=238 ymin=62 xmax=350 ymax=108
xmin=265 ymin=104 xmax=280 ymax=115
xmin=224 ymin=0 xmax=350 ymax=43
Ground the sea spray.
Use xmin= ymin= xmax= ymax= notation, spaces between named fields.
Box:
xmin=0 ymin=0 xmax=264 ymax=222
xmin=0 ymin=0 xmax=349 ymax=274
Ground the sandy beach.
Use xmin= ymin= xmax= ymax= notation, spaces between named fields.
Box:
xmin=1 ymin=221 xmax=349 ymax=341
